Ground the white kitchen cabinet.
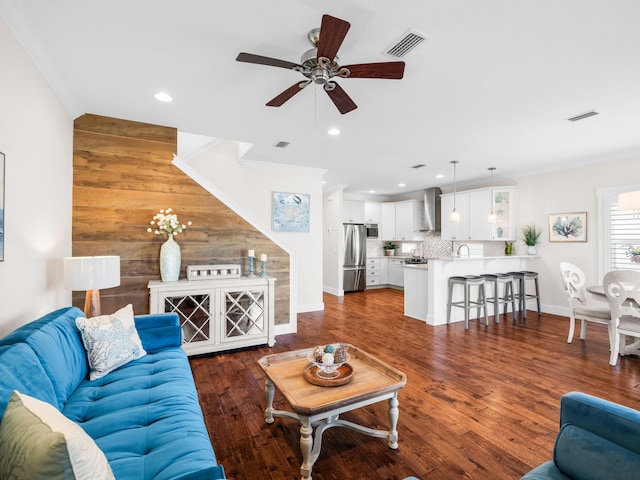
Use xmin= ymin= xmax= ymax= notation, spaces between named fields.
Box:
xmin=148 ymin=277 xmax=275 ymax=356
xmin=343 ymin=200 xmax=365 ymax=223
xmin=366 ymin=257 xmax=382 ymax=288
xmin=468 ymin=188 xmax=493 ymax=241
xmin=440 ymin=192 xmax=470 ymax=240
xmin=380 ymin=257 xmax=389 ymax=285
xmin=441 ymin=187 xmax=517 ymax=241
xmin=490 ymin=187 xmax=517 ymax=240
xmin=380 ymin=203 xmax=396 ymax=240
xmin=364 ymin=202 xmax=381 ymax=224
xmin=388 ymin=258 xmax=405 ymax=287
xmin=395 ymin=200 xmax=423 ymax=241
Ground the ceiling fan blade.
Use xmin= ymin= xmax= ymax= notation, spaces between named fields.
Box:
xmin=341 ymin=61 xmax=405 ymax=79
xmin=266 ymin=82 xmax=310 ymax=107
xmin=236 ymin=52 xmax=301 ymax=70
xmin=325 ymin=82 xmax=357 ymax=115
xmin=316 ymin=15 xmax=350 ymax=61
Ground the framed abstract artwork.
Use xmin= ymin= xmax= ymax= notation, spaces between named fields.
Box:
xmin=549 ymin=212 xmax=587 ymax=242
xmin=272 ymin=192 xmax=310 ymax=233
xmin=0 ymin=151 xmax=4 ymax=261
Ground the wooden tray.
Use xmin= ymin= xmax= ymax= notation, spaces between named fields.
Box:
xmin=303 ymin=363 xmax=354 ymax=387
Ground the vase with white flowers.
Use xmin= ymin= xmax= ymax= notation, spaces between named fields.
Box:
xmin=147 ymin=208 xmax=192 ymax=282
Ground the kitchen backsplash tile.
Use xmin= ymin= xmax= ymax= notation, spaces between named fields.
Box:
xmin=422 ymin=232 xmax=452 ymax=258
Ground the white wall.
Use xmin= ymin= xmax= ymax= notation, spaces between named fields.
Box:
xmin=323 ymin=187 xmax=345 ymax=295
xmin=0 ymin=17 xmax=73 ymax=335
xmin=179 ymin=140 xmax=325 ymax=329
xmin=516 ymin=155 xmax=640 ymax=316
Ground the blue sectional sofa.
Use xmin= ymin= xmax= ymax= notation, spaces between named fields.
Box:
xmin=521 ymin=391 xmax=640 ymax=479
xmin=0 ymin=306 xmax=225 ymax=479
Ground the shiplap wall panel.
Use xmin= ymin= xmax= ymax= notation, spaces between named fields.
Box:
xmin=72 ymin=114 xmax=290 ymax=324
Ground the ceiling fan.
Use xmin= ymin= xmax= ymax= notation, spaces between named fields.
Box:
xmin=236 ymin=14 xmax=405 ymax=115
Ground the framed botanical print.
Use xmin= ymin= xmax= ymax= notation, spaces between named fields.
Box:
xmin=549 ymin=212 xmax=587 ymax=242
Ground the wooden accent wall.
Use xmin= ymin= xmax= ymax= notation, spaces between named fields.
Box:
xmin=72 ymin=114 xmax=290 ymax=324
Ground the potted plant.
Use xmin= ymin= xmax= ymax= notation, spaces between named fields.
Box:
xmin=383 ymin=241 xmax=398 ymax=256
xmin=521 ymin=225 xmax=542 ymax=255
xmin=626 ymin=245 xmax=640 ymax=264
xmin=504 ymin=241 xmax=514 ymax=256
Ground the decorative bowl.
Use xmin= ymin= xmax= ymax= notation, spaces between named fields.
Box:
xmin=306 ymin=351 xmax=351 ymax=379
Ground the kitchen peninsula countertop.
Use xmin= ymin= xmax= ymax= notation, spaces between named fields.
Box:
xmin=431 ymin=255 xmax=534 ymax=261
xmin=407 ymin=255 xmax=539 ymax=326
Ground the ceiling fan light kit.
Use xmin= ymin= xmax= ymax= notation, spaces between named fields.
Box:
xmin=236 ymin=14 xmax=405 ymax=114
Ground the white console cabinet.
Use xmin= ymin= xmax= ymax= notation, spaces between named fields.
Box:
xmin=148 ymin=277 xmax=276 ymax=356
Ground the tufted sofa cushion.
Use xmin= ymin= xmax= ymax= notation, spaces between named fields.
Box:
xmin=63 ymin=346 xmax=219 ymax=479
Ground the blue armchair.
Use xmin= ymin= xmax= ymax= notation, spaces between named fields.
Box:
xmin=522 ymin=391 xmax=640 ymax=479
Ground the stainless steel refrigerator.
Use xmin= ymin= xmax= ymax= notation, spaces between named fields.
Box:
xmin=343 ymin=223 xmax=366 ymax=292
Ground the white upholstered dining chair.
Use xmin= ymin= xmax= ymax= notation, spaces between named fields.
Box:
xmin=559 ymin=262 xmax=611 ymax=343
xmin=603 ymin=270 xmax=640 ymax=366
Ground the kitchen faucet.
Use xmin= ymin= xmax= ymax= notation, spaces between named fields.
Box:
xmin=456 ymin=243 xmax=470 ymax=257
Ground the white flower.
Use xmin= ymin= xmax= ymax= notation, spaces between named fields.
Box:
xmin=147 ymin=208 xmax=192 ymax=236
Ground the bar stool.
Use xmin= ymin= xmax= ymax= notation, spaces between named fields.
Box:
xmin=479 ymin=273 xmax=518 ymax=323
xmin=447 ymin=275 xmax=489 ymax=329
xmin=508 ymin=271 xmax=541 ymax=319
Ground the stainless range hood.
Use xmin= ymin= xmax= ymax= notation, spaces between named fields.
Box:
xmin=421 ymin=187 xmax=442 ymax=232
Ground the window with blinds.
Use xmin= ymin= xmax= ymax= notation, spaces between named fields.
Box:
xmin=610 ymin=203 xmax=640 ymax=271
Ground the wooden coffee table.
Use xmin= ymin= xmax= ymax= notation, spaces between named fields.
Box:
xmin=258 ymin=344 xmax=407 ymax=480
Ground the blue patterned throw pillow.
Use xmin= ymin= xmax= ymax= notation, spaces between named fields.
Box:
xmin=76 ymin=304 xmax=147 ymax=380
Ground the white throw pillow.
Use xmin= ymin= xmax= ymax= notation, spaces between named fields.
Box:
xmin=76 ymin=304 xmax=146 ymax=380
xmin=0 ymin=390 xmax=115 ymax=479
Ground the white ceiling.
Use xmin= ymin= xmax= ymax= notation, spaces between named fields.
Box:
xmin=3 ymin=0 xmax=640 ymax=195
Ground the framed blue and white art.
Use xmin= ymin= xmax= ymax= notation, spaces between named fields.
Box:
xmin=272 ymin=192 xmax=310 ymax=233
xmin=0 ymin=151 xmax=4 ymax=261
xmin=549 ymin=212 xmax=587 ymax=242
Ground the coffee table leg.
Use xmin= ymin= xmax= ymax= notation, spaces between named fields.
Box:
xmin=265 ymin=378 xmax=275 ymax=424
xmin=388 ymin=392 xmax=399 ymax=449
xmin=300 ymin=417 xmax=314 ymax=480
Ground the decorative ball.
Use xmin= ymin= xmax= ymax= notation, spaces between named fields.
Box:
xmin=334 ymin=346 xmax=348 ymax=363
xmin=313 ymin=346 xmax=325 ymax=362
xmin=324 ymin=344 xmax=335 ymax=354
xmin=321 ymin=353 xmax=334 ymax=365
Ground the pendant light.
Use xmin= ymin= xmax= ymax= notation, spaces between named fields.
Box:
xmin=487 ymin=167 xmax=497 ymax=224
xmin=449 ymin=161 xmax=460 ymax=223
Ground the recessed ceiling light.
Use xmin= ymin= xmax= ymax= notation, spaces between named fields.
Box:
xmin=398 ymin=183 xmax=406 ymax=187
xmin=327 ymin=128 xmax=340 ymax=135
xmin=369 ymin=190 xmax=376 ymax=194
xmin=435 ymin=174 xmax=444 ymax=179
xmin=154 ymin=92 xmax=173 ymax=102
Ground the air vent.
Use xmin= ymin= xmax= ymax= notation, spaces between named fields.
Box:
xmin=411 ymin=164 xmax=427 ymax=169
xmin=567 ymin=110 xmax=599 ymax=122
xmin=383 ymin=30 xmax=429 ymax=59
xmin=274 ymin=141 xmax=290 ymax=148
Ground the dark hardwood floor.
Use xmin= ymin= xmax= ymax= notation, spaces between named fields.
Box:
xmin=189 ymin=289 xmax=640 ymax=480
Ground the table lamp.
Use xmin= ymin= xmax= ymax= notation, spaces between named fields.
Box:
xmin=64 ymin=256 xmax=121 ymax=318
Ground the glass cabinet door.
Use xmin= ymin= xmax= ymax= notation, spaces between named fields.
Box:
xmin=164 ymin=293 xmax=212 ymax=344
xmin=491 ymin=187 xmax=516 ymax=240
xmin=222 ymin=287 xmax=266 ymax=341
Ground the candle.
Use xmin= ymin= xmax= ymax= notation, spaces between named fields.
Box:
xmin=261 ymin=254 xmax=267 ymax=262
xmin=248 ymin=249 xmax=255 ymax=257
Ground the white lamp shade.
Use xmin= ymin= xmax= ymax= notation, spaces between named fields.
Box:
xmin=449 ymin=209 xmax=460 ymax=223
xmin=64 ymin=256 xmax=121 ymax=290
xmin=618 ymin=191 xmax=640 ymax=211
